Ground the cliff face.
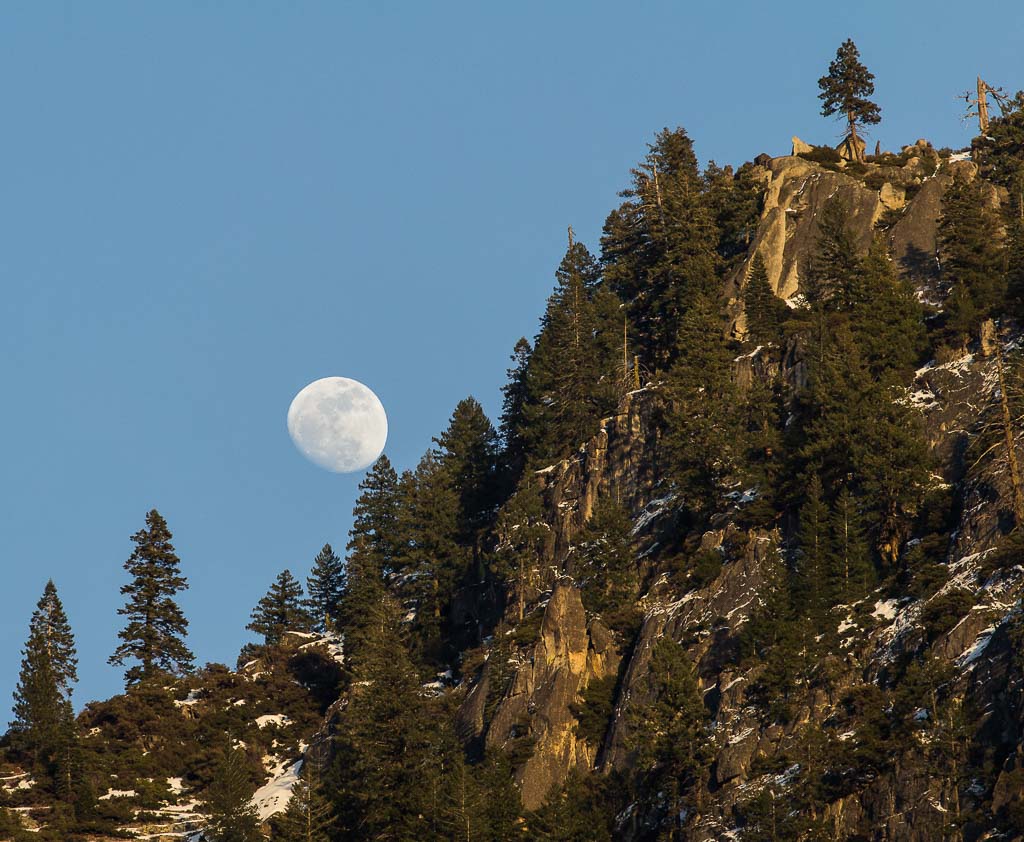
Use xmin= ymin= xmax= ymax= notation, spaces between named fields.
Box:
xmin=457 ymin=149 xmax=1024 ymax=837
xmin=730 ymin=144 xmax=995 ymax=330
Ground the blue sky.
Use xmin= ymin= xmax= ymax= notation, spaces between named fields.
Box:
xmin=2 ymin=1 xmax=1022 ymax=710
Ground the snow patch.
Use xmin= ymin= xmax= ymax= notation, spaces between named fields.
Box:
xmin=255 ymin=714 xmax=292 ymax=729
xmin=99 ymin=788 xmax=137 ymax=800
xmin=872 ymin=599 xmax=899 ymax=620
xmin=252 ymin=756 xmax=303 ymax=820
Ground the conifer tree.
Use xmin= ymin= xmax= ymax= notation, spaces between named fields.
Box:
xmin=853 ymin=237 xmax=926 ymax=379
xmin=247 ymin=569 xmax=311 ymax=646
xmin=574 ymin=498 xmax=637 ymax=625
xmin=330 ymin=595 xmax=437 ymax=839
xmin=109 ymin=509 xmax=193 ymax=684
xmin=704 ymin=160 xmax=764 ymax=269
xmin=629 ymin=637 xmax=709 ymax=837
xmin=434 ymin=397 xmax=500 ymax=543
xmin=794 ymin=473 xmax=834 ymax=620
xmin=349 ymin=455 xmax=401 ymax=572
xmin=939 ymin=173 xmax=1007 ymax=340
xmin=492 ymin=479 xmax=548 ymax=622
xmin=498 ymin=337 xmax=533 ymax=484
xmin=202 ymin=745 xmax=262 ymax=842
xmin=522 ymin=239 xmax=615 ymax=461
xmin=274 ymin=769 xmax=335 ymax=842
xmin=830 ymin=486 xmax=874 ymax=602
xmin=817 ymin=39 xmax=881 ymax=161
xmin=10 ymin=581 xmax=78 ymax=773
xmin=743 ymin=252 xmax=786 ymax=345
xmin=338 ymin=457 xmax=400 ymax=663
xmin=802 ymin=196 xmax=863 ymax=310
xmin=401 ymin=449 xmax=468 ymax=664
xmin=664 ymin=294 xmax=743 ymax=515
xmin=794 ymin=324 xmax=928 ymax=565
xmin=305 ymin=544 xmax=343 ymax=633
xmin=602 ymin=127 xmax=719 ymax=367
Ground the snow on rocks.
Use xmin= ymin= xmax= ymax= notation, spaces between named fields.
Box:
xmin=252 ymin=756 xmax=303 ymax=821
xmin=872 ymin=599 xmax=899 ymax=621
xmin=174 ymin=689 xmax=202 ymax=708
xmin=99 ymin=788 xmax=137 ymax=800
xmin=632 ymin=495 xmax=676 ymax=535
xmin=299 ymin=631 xmax=344 ymax=664
xmin=958 ymin=625 xmax=997 ymax=667
xmin=255 ymin=714 xmax=292 ymax=729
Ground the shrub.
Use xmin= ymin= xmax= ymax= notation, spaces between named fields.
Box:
xmin=798 ymin=145 xmax=842 ymax=165
xmin=571 ymin=673 xmax=618 ymax=746
xmin=920 ymin=588 xmax=974 ymax=642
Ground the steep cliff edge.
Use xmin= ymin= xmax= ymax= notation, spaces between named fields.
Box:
xmin=453 ymin=143 xmax=1024 ymax=837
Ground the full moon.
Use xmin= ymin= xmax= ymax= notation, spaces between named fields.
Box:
xmin=287 ymin=377 xmax=388 ymax=473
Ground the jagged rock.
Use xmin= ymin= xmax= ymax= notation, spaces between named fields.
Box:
xmin=791 ymin=136 xmax=812 ymax=156
xmin=879 ymin=180 xmax=906 ymax=210
xmin=714 ymin=728 xmax=758 ymax=785
xmin=736 ymin=157 xmax=879 ymax=300
xmin=477 ymin=583 xmax=619 ymax=810
xmin=538 ymin=391 xmax=661 ymax=564
xmin=980 ymin=319 xmax=998 ymax=357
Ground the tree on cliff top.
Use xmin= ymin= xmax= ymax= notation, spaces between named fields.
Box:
xmin=109 ymin=509 xmax=193 ymax=685
xmin=818 ymin=39 xmax=881 ymax=161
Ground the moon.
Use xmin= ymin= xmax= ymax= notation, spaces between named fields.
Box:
xmin=287 ymin=377 xmax=388 ymax=473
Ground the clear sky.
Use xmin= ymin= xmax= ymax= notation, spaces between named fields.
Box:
xmin=2 ymin=1 xmax=1022 ymax=711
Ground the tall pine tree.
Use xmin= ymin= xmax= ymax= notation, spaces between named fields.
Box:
xmin=338 ymin=457 xmax=400 ymax=664
xmin=109 ymin=509 xmax=193 ymax=684
xmin=522 ymin=237 xmax=617 ymax=462
xmin=743 ymin=252 xmax=786 ymax=345
xmin=202 ymin=745 xmax=262 ymax=842
xmin=10 ymin=581 xmax=78 ymax=774
xmin=247 ymin=569 xmax=311 ymax=646
xmin=817 ymin=39 xmax=881 ymax=161
xmin=434 ymin=397 xmax=500 ymax=544
xmin=305 ymin=544 xmax=343 ymax=633
xmin=939 ymin=172 xmax=1007 ymax=341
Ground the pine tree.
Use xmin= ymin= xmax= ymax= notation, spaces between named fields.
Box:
xmin=830 ymin=486 xmax=874 ymax=603
xmin=202 ymin=745 xmax=262 ymax=842
xmin=794 ymin=473 xmax=834 ymax=620
xmin=794 ymin=324 xmax=928 ymax=565
xmin=401 ymin=449 xmax=468 ymax=665
xmin=602 ymin=127 xmax=719 ymax=368
xmin=338 ymin=457 xmax=400 ymax=663
xmin=703 ymin=160 xmax=764 ymax=270
xmin=522 ymin=239 xmax=616 ymax=462
xmin=274 ymin=769 xmax=335 ymax=842
xmin=663 ymin=294 xmax=743 ymax=515
xmin=434 ymin=397 xmax=500 ymax=544
xmin=852 ymin=237 xmax=926 ymax=379
xmin=109 ymin=509 xmax=193 ymax=684
xmin=305 ymin=544 xmax=343 ymax=633
xmin=247 ymin=569 xmax=311 ymax=646
xmin=498 ymin=337 xmax=533 ymax=485
xmin=939 ymin=172 xmax=1007 ymax=341
xmin=330 ymin=595 xmax=437 ymax=840
xmin=817 ymin=39 xmax=881 ymax=161
xmin=349 ymin=455 xmax=402 ymax=572
xmin=492 ymin=478 xmax=549 ymax=622
xmin=629 ymin=637 xmax=709 ymax=838
xmin=743 ymin=252 xmax=786 ymax=345
xmin=10 ymin=581 xmax=78 ymax=774
xmin=574 ymin=498 xmax=637 ymax=626
xmin=802 ymin=196 xmax=863 ymax=310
